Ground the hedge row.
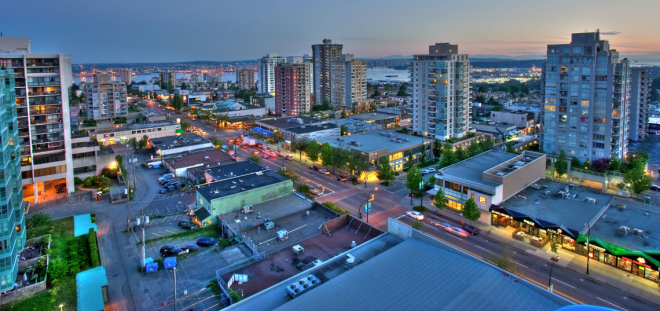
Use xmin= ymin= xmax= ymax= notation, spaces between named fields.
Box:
xmin=88 ymin=228 xmax=100 ymax=267
xmin=322 ymin=202 xmax=350 ymax=215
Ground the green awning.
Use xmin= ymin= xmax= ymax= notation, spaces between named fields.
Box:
xmin=176 ymin=129 xmax=185 ymax=135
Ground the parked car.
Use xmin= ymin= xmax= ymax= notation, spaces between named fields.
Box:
xmin=421 ymin=168 xmax=437 ymax=175
xmin=181 ymin=244 xmax=200 ymax=252
xmin=167 ymin=185 xmax=176 ymax=192
xmin=319 ymin=169 xmax=330 ymax=175
xmin=650 ymin=185 xmax=660 ymax=192
xmin=406 ymin=211 xmax=424 ymax=221
xmin=337 ymin=176 xmax=347 ymax=182
xmin=269 ymin=152 xmax=278 ymax=158
xmin=160 ymin=176 xmax=175 ymax=184
xmin=56 ymin=188 xmax=66 ymax=194
xmin=178 ymin=220 xmax=196 ymax=230
xmin=461 ymin=225 xmax=480 ymax=235
xmin=256 ymin=143 xmax=263 ymax=148
xmin=310 ymin=188 xmax=322 ymax=195
xmin=310 ymin=166 xmax=318 ymax=171
xmin=284 ymin=155 xmax=292 ymax=160
xmin=262 ymin=154 xmax=270 ymax=159
xmin=159 ymin=173 xmax=175 ymax=183
xmin=160 ymin=245 xmax=182 ymax=257
xmin=196 ymin=237 xmax=219 ymax=247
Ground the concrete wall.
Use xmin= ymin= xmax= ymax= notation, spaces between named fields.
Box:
xmin=499 ymin=154 xmax=546 ymax=200
xmin=200 ymin=180 xmax=294 ymax=218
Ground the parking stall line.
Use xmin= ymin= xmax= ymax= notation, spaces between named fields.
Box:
xmin=174 ymin=214 xmax=179 ymax=220
xmin=162 ymin=216 xmax=168 ymax=223
xmin=152 ymin=233 xmax=164 ymax=237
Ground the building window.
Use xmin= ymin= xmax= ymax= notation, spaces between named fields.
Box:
xmin=479 ymin=197 xmax=486 ymax=204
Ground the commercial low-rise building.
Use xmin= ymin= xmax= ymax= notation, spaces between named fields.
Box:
xmin=282 ymin=124 xmax=339 ymax=142
xmin=349 ymin=112 xmax=399 ymax=129
xmin=150 ymin=133 xmax=214 ymax=156
xmin=319 ymin=131 xmax=431 ymax=171
xmin=433 ymin=150 xmax=546 ymax=212
xmin=163 ymin=149 xmax=235 ymax=178
xmin=91 ymin=121 xmax=180 ymax=146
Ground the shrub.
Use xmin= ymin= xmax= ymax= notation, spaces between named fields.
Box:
xmin=74 ymin=177 xmax=83 ymax=186
xmin=412 ymin=205 xmax=428 ymax=213
xmin=26 ymin=212 xmax=52 ymax=228
xmin=88 ymin=228 xmax=100 ymax=267
xmin=322 ymin=202 xmax=350 ymax=215
xmin=297 ymin=184 xmax=311 ymax=196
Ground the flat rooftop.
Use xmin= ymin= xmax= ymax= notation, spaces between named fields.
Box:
xmin=164 ymin=149 xmax=234 ymax=169
xmin=319 ymin=131 xmax=424 ymax=154
xmin=228 ymin=236 xmax=569 ymax=311
xmin=440 ymin=150 xmax=519 ymax=188
xmin=498 ymin=179 xmax=612 ymax=233
xmin=286 ymin=124 xmax=338 ymax=134
xmin=591 ymin=200 xmax=660 ymax=253
xmin=349 ymin=111 xmax=398 ymax=122
xmin=256 ymin=116 xmax=319 ymax=129
xmin=223 ymin=194 xmax=312 ymax=234
xmin=197 ymin=170 xmax=288 ymax=202
xmin=92 ymin=121 xmax=178 ymax=134
xmin=204 ymin=160 xmax=267 ymax=181
xmin=149 ymin=133 xmax=211 ymax=149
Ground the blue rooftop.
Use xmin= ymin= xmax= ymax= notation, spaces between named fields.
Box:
xmin=74 ymin=214 xmax=98 ymax=237
xmin=76 ymin=266 xmax=108 ymax=311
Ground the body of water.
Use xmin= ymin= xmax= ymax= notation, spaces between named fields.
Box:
xmin=74 ymin=71 xmax=240 ymax=84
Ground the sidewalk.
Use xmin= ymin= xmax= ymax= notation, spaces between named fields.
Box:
xmin=408 ymin=197 xmax=660 ymax=305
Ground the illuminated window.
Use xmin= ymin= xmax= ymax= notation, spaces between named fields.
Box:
xmin=479 ymin=197 xmax=487 ymax=204
xmin=544 ymin=105 xmax=556 ymax=112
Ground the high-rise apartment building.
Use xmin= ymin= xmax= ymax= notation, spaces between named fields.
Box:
xmin=312 ymin=39 xmax=343 ymax=106
xmin=274 ymin=63 xmax=311 ymax=116
xmin=0 ymin=68 xmax=27 ymax=292
xmin=0 ymin=37 xmax=75 ymax=203
xmin=258 ymin=53 xmax=286 ymax=94
xmin=411 ymin=43 xmax=471 ymax=140
xmin=85 ymin=74 xmax=128 ymax=121
xmin=541 ymin=31 xmax=630 ymax=161
xmin=160 ymin=71 xmax=176 ymax=87
xmin=337 ymin=54 xmax=367 ymax=109
xmin=236 ymin=68 xmax=256 ymax=91
xmin=120 ymin=68 xmax=133 ymax=85
xmin=630 ymin=68 xmax=651 ymax=141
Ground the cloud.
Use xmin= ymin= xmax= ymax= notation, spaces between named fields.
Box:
xmin=601 ymin=31 xmax=621 ymax=35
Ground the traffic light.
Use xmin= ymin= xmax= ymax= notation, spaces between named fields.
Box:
xmin=369 ymin=194 xmax=374 ymax=201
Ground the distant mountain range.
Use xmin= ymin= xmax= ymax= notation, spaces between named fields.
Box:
xmin=365 ymin=54 xmax=545 ymax=60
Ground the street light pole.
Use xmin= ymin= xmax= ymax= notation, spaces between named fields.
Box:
xmin=548 ymin=256 xmax=559 ymax=292
xmin=360 ymin=188 xmax=377 ymax=224
xmin=585 ymin=222 xmax=591 ymax=275
xmin=173 ymin=267 xmax=177 ymax=311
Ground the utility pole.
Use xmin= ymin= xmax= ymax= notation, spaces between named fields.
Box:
xmin=173 ymin=267 xmax=177 ymax=311
xmin=137 ymin=210 xmax=149 ymax=271
xmin=585 ymin=222 xmax=591 ymax=275
xmin=125 ymin=145 xmax=131 ymax=232
xmin=548 ymin=256 xmax=559 ymax=292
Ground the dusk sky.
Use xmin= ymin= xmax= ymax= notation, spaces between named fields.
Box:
xmin=4 ymin=0 xmax=659 ymax=63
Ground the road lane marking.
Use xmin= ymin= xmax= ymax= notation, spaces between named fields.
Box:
xmin=474 ymin=245 xmax=496 ymax=255
xmin=596 ymin=297 xmax=629 ymax=311
xmin=514 ymin=261 xmax=529 ymax=268
xmin=395 ymin=214 xmax=405 ymax=219
xmin=162 ymin=216 xmax=167 ymax=223
xmin=551 ymin=277 xmax=575 ymax=289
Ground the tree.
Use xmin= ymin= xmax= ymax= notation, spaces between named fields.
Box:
xmin=454 ymin=147 xmax=468 ymax=161
xmin=320 ymin=142 xmax=334 ymax=168
xmin=290 ymin=136 xmax=310 ymax=161
xmin=554 ymin=150 xmax=568 ymax=177
xmin=412 ymin=221 xmax=424 ymax=232
xmin=571 ymin=157 xmax=581 ymax=167
xmin=129 ymin=137 xmax=138 ymax=150
xmin=180 ymin=119 xmax=191 ymax=131
xmin=475 ymin=94 xmax=486 ymax=104
xmin=419 ymin=145 xmax=427 ymax=164
xmin=440 ymin=143 xmax=457 ymax=167
xmin=406 ymin=166 xmax=423 ymax=198
xmin=428 ymin=175 xmax=436 ymax=187
xmin=171 ymin=93 xmax=184 ymax=111
xmin=506 ymin=141 xmax=515 ymax=153
xmin=624 ymin=159 xmax=652 ymax=195
xmin=550 ymin=238 xmax=559 ymax=255
xmin=306 ymin=139 xmax=320 ymax=162
xmin=396 ymin=84 xmax=407 ymax=96
xmin=371 ymin=89 xmax=381 ymax=98
xmin=609 ymin=157 xmax=622 ymax=171
xmin=467 ymin=141 xmax=482 ymax=157
xmin=138 ymin=134 xmax=149 ymax=149
xmin=480 ymin=137 xmax=494 ymax=150
xmin=277 ymin=167 xmax=298 ymax=182
xmin=433 ymin=188 xmax=446 ymax=211
xmin=297 ymin=184 xmax=311 ymax=197
xmin=340 ymin=125 xmax=348 ymax=136
xmin=376 ymin=156 xmax=395 ymax=185
xmin=247 ymin=154 xmax=261 ymax=164
xmin=462 ymin=198 xmax=481 ymax=225
xmin=331 ymin=147 xmax=348 ymax=174
xmin=433 ymin=139 xmax=442 ymax=159
xmin=591 ymin=158 xmax=610 ymax=172
xmin=83 ymin=118 xmax=97 ymax=127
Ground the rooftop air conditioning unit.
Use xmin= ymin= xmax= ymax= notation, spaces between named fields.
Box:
xmin=205 ymin=156 xmax=210 ymax=161
xmin=633 ymin=228 xmax=645 ymax=237
xmin=585 ymin=197 xmax=597 ymax=204
xmin=230 ymin=185 xmax=237 ymax=189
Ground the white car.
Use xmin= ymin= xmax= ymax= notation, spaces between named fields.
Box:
xmin=406 ymin=211 xmax=424 ymax=221
xmin=426 ymin=168 xmax=437 ymax=174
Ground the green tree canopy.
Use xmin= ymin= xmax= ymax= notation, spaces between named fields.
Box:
xmin=406 ymin=165 xmax=423 ymax=196
xmin=320 ymin=142 xmax=334 ymax=168
xmin=624 ymin=158 xmax=652 ymax=195
xmin=554 ymin=150 xmax=568 ymax=177
xmin=506 ymin=142 xmax=515 ymax=153
xmin=290 ymin=136 xmax=310 ymax=161
xmin=247 ymin=154 xmax=261 ymax=164
xmin=467 ymin=142 xmax=482 ymax=157
xmin=463 ymin=198 xmax=481 ymax=225
xmin=433 ymin=188 xmax=446 ymax=211
xmin=440 ymin=143 xmax=457 ymax=167
xmin=376 ymin=156 xmax=395 ymax=185
xmin=306 ymin=139 xmax=320 ymax=162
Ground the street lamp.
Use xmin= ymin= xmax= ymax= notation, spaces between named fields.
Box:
xmin=360 ymin=188 xmax=378 ymax=223
xmin=548 ymin=255 xmax=559 ymax=292
xmin=585 ymin=222 xmax=591 ymax=274
xmin=59 ymin=304 xmax=64 ymax=311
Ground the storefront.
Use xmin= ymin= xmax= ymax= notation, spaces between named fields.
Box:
xmin=575 ymin=237 xmax=660 ymax=282
xmin=490 ymin=206 xmax=580 ymax=249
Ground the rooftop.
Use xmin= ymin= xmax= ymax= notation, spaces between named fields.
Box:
xmin=204 ymin=160 xmax=267 ymax=181
xmin=74 ymin=214 xmax=98 ymax=237
xmin=164 ymin=149 xmax=235 ymax=169
xmin=92 ymin=121 xmax=178 ymax=134
xmin=229 ymin=234 xmax=569 ymax=311
xmin=349 ymin=111 xmax=398 ymax=122
xmin=149 ymin=133 xmax=212 ymax=149
xmin=197 ymin=170 xmax=289 ymax=201
xmin=256 ymin=116 xmax=320 ymax=129
xmin=76 ymin=266 xmax=108 ymax=311
xmin=591 ymin=200 xmax=660 ymax=253
xmin=440 ymin=150 xmax=519 ymax=188
xmin=286 ymin=124 xmax=338 ymax=134
xmin=319 ymin=131 xmax=425 ymax=154
xmin=498 ymin=179 xmax=612 ymax=233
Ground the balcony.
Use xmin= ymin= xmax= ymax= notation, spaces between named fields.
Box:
xmin=28 ymin=90 xmax=61 ymax=97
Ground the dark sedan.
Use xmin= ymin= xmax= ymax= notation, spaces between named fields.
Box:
xmin=160 ymin=245 xmax=182 ymax=257
xmin=178 ymin=220 xmax=197 ymax=230
xmin=181 ymin=244 xmax=201 ymax=252
xmin=461 ymin=225 xmax=481 ymax=235
xmin=196 ymin=237 xmax=219 ymax=247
